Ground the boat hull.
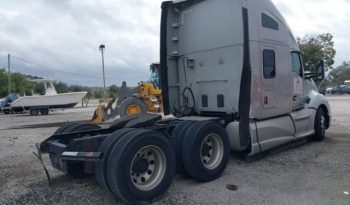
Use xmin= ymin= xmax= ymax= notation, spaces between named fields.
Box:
xmin=10 ymin=92 xmax=88 ymax=110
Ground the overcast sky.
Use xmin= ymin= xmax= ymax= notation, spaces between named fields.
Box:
xmin=0 ymin=0 xmax=349 ymax=86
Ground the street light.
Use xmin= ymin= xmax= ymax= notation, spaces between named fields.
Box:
xmin=99 ymin=44 xmax=106 ymax=98
xmin=8 ymin=54 xmax=11 ymax=94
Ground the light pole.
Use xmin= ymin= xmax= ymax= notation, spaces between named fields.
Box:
xmin=99 ymin=44 xmax=106 ymax=98
xmin=8 ymin=54 xmax=11 ymax=94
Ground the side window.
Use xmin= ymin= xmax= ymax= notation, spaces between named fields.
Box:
xmin=262 ymin=13 xmax=279 ymax=30
xmin=291 ymin=52 xmax=303 ymax=76
xmin=263 ymin=50 xmax=276 ymax=79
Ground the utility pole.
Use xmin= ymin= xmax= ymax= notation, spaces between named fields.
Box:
xmin=8 ymin=54 xmax=11 ymax=94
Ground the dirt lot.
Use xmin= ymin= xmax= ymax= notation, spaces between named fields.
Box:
xmin=0 ymin=96 xmax=349 ymax=205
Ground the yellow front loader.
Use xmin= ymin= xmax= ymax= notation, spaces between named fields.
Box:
xmin=90 ymin=63 xmax=162 ymax=124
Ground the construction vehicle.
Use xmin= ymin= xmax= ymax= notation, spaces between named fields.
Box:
xmin=37 ymin=0 xmax=331 ymax=204
xmin=90 ymin=63 xmax=162 ymax=124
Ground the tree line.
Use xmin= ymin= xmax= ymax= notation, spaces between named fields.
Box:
xmin=0 ymin=69 xmax=127 ymax=98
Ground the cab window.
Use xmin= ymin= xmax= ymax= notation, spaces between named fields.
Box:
xmin=291 ymin=52 xmax=303 ymax=76
xmin=262 ymin=13 xmax=279 ymax=30
xmin=263 ymin=50 xmax=276 ymax=79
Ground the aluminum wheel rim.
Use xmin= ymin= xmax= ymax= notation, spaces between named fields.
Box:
xmin=200 ymin=133 xmax=224 ymax=170
xmin=130 ymin=145 xmax=166 ymax=191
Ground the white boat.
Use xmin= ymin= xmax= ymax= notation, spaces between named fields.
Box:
xmin=10 ymin=80 xmax=87 ymax=112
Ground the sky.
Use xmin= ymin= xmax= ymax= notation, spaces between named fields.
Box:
xmin=0 ymin=0 xmax=349 ymax=86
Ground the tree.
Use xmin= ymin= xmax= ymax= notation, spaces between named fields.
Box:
xmin=93 ymin=90 xmax=102 ymax=99
xmin=297 ymin=33 xmax=336 ymax=70
xmin=323 ymin=61 xmax=350 ymax=87
xmin=0 ymin=69 xmax=9 ymax=97
xmin=11 ymin=72 xmax=36 ymax=96
xmin=109 ymin=84 xmax=119 ymax=97
xmin=54 ymin=81 xmax=69 ymax=93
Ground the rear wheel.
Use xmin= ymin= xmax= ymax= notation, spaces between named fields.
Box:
xmin=40 ymin=108 xmax=49 ymax=115
xmin=30 ymin=109 xmax=39 ymax=116
xmin=106 ymin=129 xmax=175 ymax=204
xmin=95 ymin=128 xmax=136 ymax=191
xmin=312 ymin=107 xmax=327 ymax=141
xmin=119 ymin=97 xmax=147 ymax=118
xmin=181 ymin=121 xmax=230 ymax=182
xmin=170 ymin=120 xmax=197 ymax=176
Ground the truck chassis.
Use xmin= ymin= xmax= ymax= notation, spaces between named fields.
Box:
xmin=39 ymin=114 xmax=232 ymax=204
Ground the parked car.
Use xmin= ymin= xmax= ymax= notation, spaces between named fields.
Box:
xmin=331 ymin=85 xmax=343 ymax=94
xmin=326 ymin=87 xmax=333 ymax=95
xmin=0 ymin=98 xmax=5 ymax=108
xmin=0 ymin=93 xmax=19 ymax=114
xmin=340 ymin=85 xmax=350 ymax=94
xmin=318 ymin=87 xmax=326 ymax=95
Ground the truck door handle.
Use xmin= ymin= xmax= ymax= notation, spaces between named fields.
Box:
xmin=293 ymin=96 xmax=297 ymax=101
xmin=264 ymin=96 xmax=268 ymax=104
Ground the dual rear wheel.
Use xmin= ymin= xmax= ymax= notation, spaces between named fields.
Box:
xmin=96 ymin=129 xmax=175 ymax=204
xmin=30 ymin=108 xmax=49 ymax=116
xmin=95 ymin=120 xmax=229 ymax=204
xmin=54 ymin=120 xmax=229 ymax=204
xmin=171 ymin=120 xmax=230 ymax=181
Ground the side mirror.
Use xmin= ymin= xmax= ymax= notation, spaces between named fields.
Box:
xmin=305 ymin=60 xmax=325 ymax=81
xmin=316 ymin=60 xmax=325 ymax=80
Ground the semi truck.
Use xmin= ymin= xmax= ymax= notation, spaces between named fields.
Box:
xmin=37 ymin=0 xmax=331 ymax=204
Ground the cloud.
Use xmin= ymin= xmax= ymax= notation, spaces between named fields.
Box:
xmin=0 ymin=0 xmax=163 ymax=86
xmin=0 ymin=0 xmax=349 ymax=86
xmin=272 ymin=0 xmax=350 ymax=66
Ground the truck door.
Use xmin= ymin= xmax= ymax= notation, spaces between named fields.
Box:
xmin=290 ymin=52 xmax=305 ymax=110
xmin=290 ymin=51 xmax=315 ymax=138
xmin=259 ymin=45 xmax=291 ymax=119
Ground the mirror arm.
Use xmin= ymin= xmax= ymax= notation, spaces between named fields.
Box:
xmin=304 ymin=73 xmax=318 ymax=80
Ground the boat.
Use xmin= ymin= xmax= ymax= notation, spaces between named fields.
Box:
xmin=10 ymin=80 xmax=88 ymax=115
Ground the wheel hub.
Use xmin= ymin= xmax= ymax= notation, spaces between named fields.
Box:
xmin=201 ymin=143 xmax=211 ymax=157
xmin=130 ymin=145 xmax=166 ymax=191
xmin=127 ymin=105 xmax=141 ymax=115
xmin=132 ymin=158 xmax=149 ymax=174
xmin=200 ymin=134 xmax=224 ymax=170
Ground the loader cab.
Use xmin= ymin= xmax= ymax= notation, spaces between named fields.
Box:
xmin=149 ymin=63 xmax=160 ymax=89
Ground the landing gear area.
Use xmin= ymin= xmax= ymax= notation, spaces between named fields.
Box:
xmin=39 ymin=114 xmax=230 ymax=204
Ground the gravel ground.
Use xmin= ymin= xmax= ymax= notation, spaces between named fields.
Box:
xmin=0 ymin=96 xmax=349 ymax=205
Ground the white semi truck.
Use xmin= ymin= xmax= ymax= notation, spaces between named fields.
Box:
xmin=37 ymin=0 xmax=331 ymax=204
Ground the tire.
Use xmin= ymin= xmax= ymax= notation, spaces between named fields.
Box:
xmin=169 ymin=120 xmax=197 ymax=176
xmin=51 ymin=122 xmax=101 ymax=178
xmin=95 ymin=128 xmax=136 ymax=191
xmin=106 ymin=129 xmax=176 ymax=204
xmin=63 ymin=122 xmax=101 ymax=133
xmin=119 ymin=97 xmax=147 ymax=118
xmin=54 ymin=122 xmax=85 ymax=135
xmin=181 ymin=121 xmax=230 ymax=182
xmin=30 ymin=109 xmax=39 ymax=116
xmin=41 ymin=108 xmax=49 ymax=115
xmin=312 ymin=107 xmax=326 ymax=141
